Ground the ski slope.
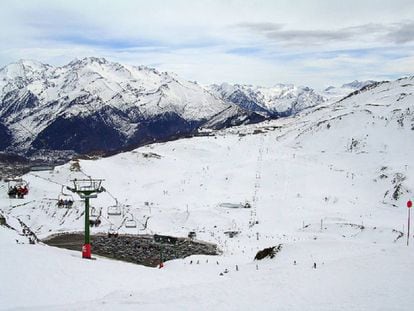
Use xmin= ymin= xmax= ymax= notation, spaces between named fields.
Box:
xmin=1 ymin=76 xmax=413 ymax=310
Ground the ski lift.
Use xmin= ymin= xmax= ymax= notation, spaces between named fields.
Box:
xmin=73 ymin=179 xmax=103 ymax=194
xmin=57 ymin=186 xmax=74 ymax=208
xmin=107 ymin=199 xmax=122 ymax=216
xmin=90 ymin=206 xmax=101 ymax=220
xmin=89 ymin=206 xmax=102 ymax=227
xmin=107 ymin=205 xmax=122 ymax=216
xmin=125 ymin=214 xmax=137 ymax=228
xmin=89 ymin=218 xmax=101 ymax=227
xmin=108 ymin=224 xmax=118 ymax=238
xmin=5 ymin=178 xmax=29 ymax=199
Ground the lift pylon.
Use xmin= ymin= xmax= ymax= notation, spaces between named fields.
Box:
xmin=67 ymin=179 xmax=105 ymax=259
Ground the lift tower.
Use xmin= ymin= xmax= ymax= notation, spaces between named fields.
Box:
xmin=68 ymin=179 xmax=105 ymax=259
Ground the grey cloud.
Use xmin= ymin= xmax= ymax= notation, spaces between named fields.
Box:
xmin=387 ymin=21 xmax=414 ymax=44
xmin=236 ymin=22 xmax=283 ymax=32
xmin=235 ymin=21 xmax=414 ymax=46
xmin=266 ymin=29 xmax=354 ymax=43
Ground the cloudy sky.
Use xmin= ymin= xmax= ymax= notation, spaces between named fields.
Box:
xmin=0 ymin=0 xmax=413 ymax=89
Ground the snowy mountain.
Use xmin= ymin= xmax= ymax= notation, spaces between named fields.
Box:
xmin=341 ymin=79 xmax=377 ymax=89
xmin=208 ymin=82 xmax=326 ymax=117
xmin=0 ymin=57 xmax=264 ymax=156
xmin=323 ymin=79 xmax=378 ymax=101
xmin=1 ymin=75 xmax=413 ymax=310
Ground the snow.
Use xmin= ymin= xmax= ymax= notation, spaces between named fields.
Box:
xmin=1 ymin=76 xmax=414 ymax=310
xmin=2 ymin=228 xmax=413 ymax=310
xmin=209 ymin=82 xmax=325 ymax=115
xmin=322 ymin=80 xmax=378 ymax=102
xmin=0 ymin=57 xmax=233 ymax=149
xmin=0 ymin=57 xmax=228 ymax=120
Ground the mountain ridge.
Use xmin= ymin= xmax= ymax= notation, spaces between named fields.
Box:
xmin=0 ymin=57 xmax=402 ymax=161
xmin=0 ymin=57 xmax=265 ymax=157
xmin=208 ymin=82 xmax=325 ymax=117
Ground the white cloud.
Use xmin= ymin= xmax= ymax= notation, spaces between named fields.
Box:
xmin=0 ymin=0 xmax=413 ymax=88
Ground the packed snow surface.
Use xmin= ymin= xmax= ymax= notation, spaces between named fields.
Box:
xmin=1 ymin=76 xmax=414 ymax=310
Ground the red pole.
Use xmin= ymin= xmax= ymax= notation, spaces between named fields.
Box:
xmin=408 ymin=200 xmax=412 ymax=247
xmin=408 ymin=208 xmax=411 ymax=246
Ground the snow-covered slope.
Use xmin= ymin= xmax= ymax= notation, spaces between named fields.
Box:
xmin=322 ymin=79 xmax=377 ymax=101
xmin=209 ymin=82 xmax=325 ymax=117
xmin=1 ymin=76 xmax=413 ymax=309
xmin=0 ymin=57 xmax=263 ymax=155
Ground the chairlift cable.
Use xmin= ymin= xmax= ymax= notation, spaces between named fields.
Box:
xmin=78 ymin=167 xmax=123 ymax=206
xmin=27 ymin=173 xmax=66 ymax=187
xmin=98 ymin=213 xmax=115 ymax=227
xmin=105 ymin=190 xmax=118 ymax=204
xmin=78 ymin=168 xmax=92 ymax=180
xmin=27 ymin=161 xmax=129 ymax=230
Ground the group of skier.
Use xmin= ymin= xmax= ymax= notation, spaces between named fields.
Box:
xmin=8 ymin=185 xmax=29 ymax=198
xmin=57 ymin=198 xmax=74 ymax=208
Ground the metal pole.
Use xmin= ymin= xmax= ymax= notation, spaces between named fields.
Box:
xmin=408 ymin=209 xmax=411 ymax=246
xmin=85 ymin=197 xmax=90 ymax=245
xmin=68 ymin=179 xmax=104 ymax=259
xmin=83 ymin=196 xmax=91 ymax=258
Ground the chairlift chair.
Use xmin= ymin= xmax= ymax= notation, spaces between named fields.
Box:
xmin=107 ymin=205 xmax=122 ymax=216
xmin=89 ymin=206 xmax=100 ymax=223
xmin=6 ymin=178 xmax=29 ymax=199
xmin=90 ymin=206 xmax=101 ymax=220
xmin=107 ymin=198 xmax=123 ymax=216
xmin=108 ymin=225 xmax=118 ymax=238
xmin=89 ymin=207 xmax=102 ymax=227
xmin=125 ymin=214 xmax=137 ymax=228
xmin=57 ymin=186 xmax=74 ymax=208
xmin=57 ymin=193 xmax=74 ymax=208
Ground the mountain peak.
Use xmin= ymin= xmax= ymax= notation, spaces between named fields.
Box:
xmin=209 ymin=82 xmax=325 ymax=117
xmin=0 ymin=59 xmax=52 ymax=85
xmin=16 ymin=59 xmax=49 ymax=67
xmin=0 ymin=57 xmax=264 ymax=155
xmin=341 ymin=80 xmax=376 ymax=89
xmin=65 ymin=57 xmax=112 ymax=69
xmin=1 ymin=59 xmax=50 ymax=74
